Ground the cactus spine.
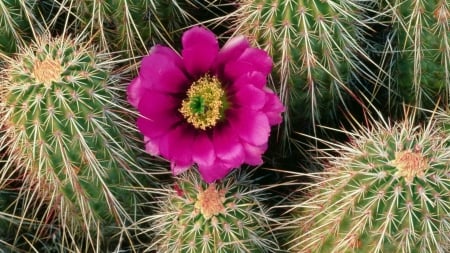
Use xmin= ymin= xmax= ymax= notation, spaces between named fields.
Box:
xmin=55 ymin=0 xmax=198 ymax=59
xmin=0 ymin=0 xmax=37 ymax=55
xmin=230 ymin=0 xmax=376 ymax=140
xmin=138 ymin=168 xmax=279 ymax=253
xmin=0 ymin=34 xmax=144 ymax=251
xmin=281 ymin=113 xmax=449 ymax=252
xmin=377 ymin=0 xmax=450 ymax=115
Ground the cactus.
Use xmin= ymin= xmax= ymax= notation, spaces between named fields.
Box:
xmin=137 ymin=168 xmax=279 ymax=253
xmin=47 ymin=0 xmax=200 ymax=60
xmin=229 ymin=0 xmax=377 ymax=142
xmin=280 ymin=112 xmax=449 ymax=252
xmin=0 ymin=34 xmax=146 ymax=251
xmin=376 ymin=0 xmax=450 ymax=117
xmin=0 ymin=0 xmax=38 ymax=55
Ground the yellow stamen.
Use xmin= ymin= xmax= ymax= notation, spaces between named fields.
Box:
xmin=33 ymin=58 xmax=62 ymax=87
xmin=179 ymin=75 xmax=225 ymax=130
xmin=194 ymin=183 xmax=226 ymax=219
xmin=391 ymin=150 xmax=428 ymax=183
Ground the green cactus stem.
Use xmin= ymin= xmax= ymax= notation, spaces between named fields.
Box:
xmin=136 ymin=168 xmax=279 ymax=253
xmin=0 ymin=34 xmax=146 ymax=251
xmin=281 ymin=112 xmax=449 ymax=252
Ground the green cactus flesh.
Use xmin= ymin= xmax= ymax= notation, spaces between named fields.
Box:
xmin=381 ymin=0 xmax=450 ymax=113
xmin=143 ymin=169 xmax=278 ymax=253
xmin=0 ymin=0 xmax=36 ymax=55
xmin=234 ymin=0 xmax=374 ymax=132
xmin=61 ymin=0 xmax=196 ymax=58
xmin=284 ymin=118 xmax=449 ymax=252
xmin=0 ymin=35 xmax=140 ymax=247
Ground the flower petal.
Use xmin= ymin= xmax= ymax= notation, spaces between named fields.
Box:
xmin=228 ymin=109 xmax=270 ymax=146
xmin=213 ymin=35 xmax=250 ymax=76
xmin=233 ymin=83 xmax=266 ymax=110
xmin=150 ymin=44 xmax=184 ymax=68
xmin=181 ymin=26 xmax=219 ymax=77
xmin=197 ymin=161 xmax=234 ymax=183
xmin=136 ymin=92 xmax=182 ymax=138
xmin=242 ymin=142 xmax=267 ymax=165
xmin=127 ymin=76 xmax=146 ymax=108
xmin=137 ymin=115 xmax=180 ymax=139
xmin=166 ymin=125 xmax=195 ymax=172
xmin=140 ymin=51 xmax=189 ymax=94
xmin=144 ymin=136 xmax=159 ymax=156
xmin=192 ymin=132 xmax=215 ymax=167
xmin=224 ymin=48 xmax=272 ymax=81
xmin=212 ymin=125 xmax=245 ymax=167
xmin=263 ymin=88 xmax=285 ymax=125
xmin=137 ymin=91 xmax=179 ymax=116
xmin=232 ymin=71 xmax=267 ymax=90
xmin=172 ymin=163 xmax=191 ymax=176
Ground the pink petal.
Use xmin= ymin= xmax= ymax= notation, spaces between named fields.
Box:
xmin=233 ymin=84 xmax=266 ymax=110
xmin=150 ymin=45 xmax=184 ymax=69
xmin=127 ymin=76 xmax=146 ymax=108
xmin=137 ymin=91 xmax=179 ymax=117
xmin=213 ymin=35 xmax=250 ymax=75
xmin=144 ymin=136 xmax=159 ymax=156
xmin=242 ymin=142 xmax=267 ymax=165
xmin=136 ymin=91 xmax=182 ymax=138
xmin=192 ymin=132 xmax=215 ymax=167
xmin=137 ymin=115 xmax=179 ymax=139
xmin=228 ymin=109 xmax=270 ymax=146
xmin=166 ymin=125 xmax=195 ymax=171
xmin=232 ymin=71 xmax=267 ymax=90
xmin=181 ymin=26 xmax=219 ymax=77
xmin=212 ymin=125 xmax=245 ymax=167
xmin=224 ymin=48 xmax=272 ymax=81
xmin=197 ymin=161 xmax=235 ymax=183
xmin=140 ymin=51 xmax=189 ymax=94
xmin=263 ymin=88 xmax=285 ymax=125
xmin=171 ymin=162 xmax=191 ymax=176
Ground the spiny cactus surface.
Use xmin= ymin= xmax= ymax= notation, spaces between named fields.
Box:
xmin=377 ymin=0 xmax=450 ymax=116
xmin=0 ymin=0 xmax=37 ymax=55
xmin=281 ymin=114 xmax=449 ymax=252
xmin=137 ymin=168 xmax=279 ymax=253
xmin=0 ymin=34 xmax=144 ymax=251
xmin=231 ymin=0 xmax=376 ymax=140
xmin=52 ymin=0 xmax=200 ymax=59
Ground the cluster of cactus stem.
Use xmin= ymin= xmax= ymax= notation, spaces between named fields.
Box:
xmin=0 ymin=0 xmax=36 ymax=56
xmin=229 ymin=0 xmax=376 ymax=142
xmin=280 ymin=112 xmax=449 ymax=252
xmin=0 ymin=34 xmax=144 ymax=251
xmin=48 ymin=0 xmax=216 ymax=61
xmin=375 ymin=0 xmax=450 ymax=117
xmin=0 ymin=0 xmax=449 ymax=252
xmin=137 ymin=168 xmax=279 ymax=253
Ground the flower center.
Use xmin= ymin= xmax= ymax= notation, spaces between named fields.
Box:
xmin=33 ymin=58 xmax=62 ymax=87
xmin=179 ymin=75 xmax=226 ymax=130
xmin=194 ymin=183 xmax=226 ymax=220
xmin=391 ymin=150 xmax=428 ymax=183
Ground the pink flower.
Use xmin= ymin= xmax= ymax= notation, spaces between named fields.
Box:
xmin=128 ymin=26 xmax=284 ymax=182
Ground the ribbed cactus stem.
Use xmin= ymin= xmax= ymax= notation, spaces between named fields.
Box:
xmin=281 ymin=113 xmax=450 ymax=252
xmin=55 ymin=0 xmax=198 ymax=59
xmin=231 ymin=0 xmax=376 ymax=141
xmin=137 ymin=168 xmax=279 ymax=253
xmin=378 ymin=0 xmax=450 ymax=114
xmin=0 ymin=34 xmax=143 ymax=251
xmin=0 ymin=0 xmax=37 ymax=55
